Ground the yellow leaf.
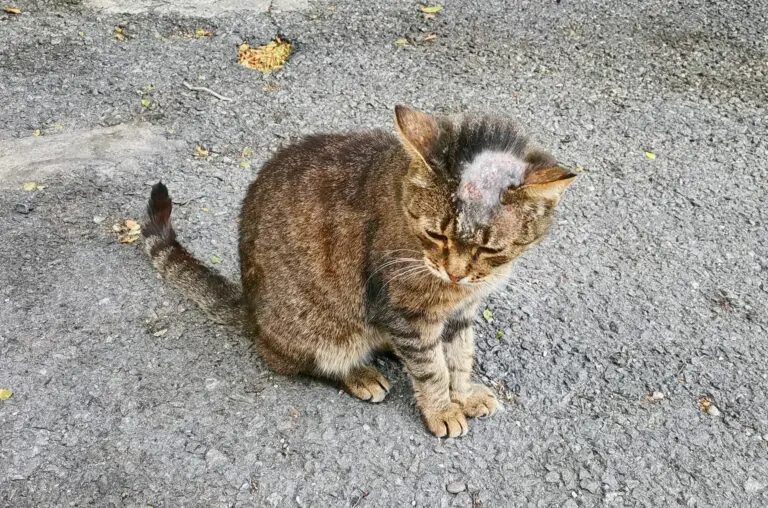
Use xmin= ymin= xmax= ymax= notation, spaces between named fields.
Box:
xmin=238 ymin=37 xmax=293 ymax=74
xmin=201 ymin=207 xmax=210 ymax=213
xmin=78 ymin=31 xmax=85 ymax=37
xmin=141 ymin=98 xmax=151 ymax=108
xmin=194 ymin=145 xmax=209 ymax=159
xmin=241 ymin=147 xmax=254 ymax=158
xmin=2 ymin=6 xmax=21 ymax=14
xmin=419 ymin=4 xmax=443 ymax=14
xmin=483 ymin=309 xmax=493 ymax=323
xmin=574 ymin=165 xmax=584 ymax=172
xmin=113 ymin=27 xmax=125 ymax=41
xmin=239 ymin=160 xmax=251 ymax=169
xmin=194 ymin=28 xmax=213 ymax=38
xmin=23 ymin=182 xmax=43 ymax=191
xmin=210 ymin=255 xmax=223 ymax=264
xmin=116 ymin=219 xmax=141 ymax=244
xmin=644 ymin=152 xmax=656 ymax=160
xmin=32 ymin=129 xmax=41 ymax=137
xmin=395 ymin=38 xmax=409 ymax=46
xmin=0 ymin=388 xmax=12 ymax=400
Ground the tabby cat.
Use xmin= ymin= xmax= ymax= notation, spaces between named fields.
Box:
xmin=143 ymin=106 xmax=576 ymax=437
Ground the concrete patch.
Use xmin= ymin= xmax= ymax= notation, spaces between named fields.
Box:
xmin=83 ymin=0 xmax=308 ymax=16
xmin=0 ymin=124 xmax=186 ymax=189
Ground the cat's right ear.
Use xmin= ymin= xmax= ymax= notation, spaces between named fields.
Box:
xmin=394 ymin=105 xmax=439 ymax=163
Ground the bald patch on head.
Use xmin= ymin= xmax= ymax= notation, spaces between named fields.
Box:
xmin=454 ymin=150 xmax=526 ymax=239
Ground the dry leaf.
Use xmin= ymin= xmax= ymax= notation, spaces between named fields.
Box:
xmin=116 ymin=218 xmax=141 ymax=244
xmin=423 ymin=34 xmax=437 ymax=42
xmin=574 ymin=165 xmax=585 ymax=172
xmin=2 ymin=6 xmax=22 ymax=14
xmin=242 ymin=147 xmax=254 ymax=158
xmin=419 ymin=4 xmax=443 ymax=14
xmin=238 ymin=37 xmax=292 ymax=74
xmin=194 ymin=28 xmax=213 ymax=38
xmin=483 ymin=309 xmax=493 ymax=323
xmin=395 ymin=38 xmax=410 ymax=47
xmin=644 ymin=152 xmax=656 ymax=160
xmin=201 ymin=207 xmax=210 ymax=213
xmin=113 ymin=27 xmax=126 ymax=41
xmin=210 ymin=255 xmax=223 ymax=264
xmin=22 ymin=182 xmax=44 ymax=191
xmin=194 ymin=144 xmax=209 ymax=159
xmin=32 ymin=129 xmax=41 ymax=137
xmin=262 ymin=82 xmax=280 ymax=92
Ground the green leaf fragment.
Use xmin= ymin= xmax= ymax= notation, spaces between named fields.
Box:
xmin=0 ymin=389 xmax=13 ymax=400
xmin=210 ymin=255 xmax=223 ymax=264
xmin=483 ymin=309 xmax=493 ymax=323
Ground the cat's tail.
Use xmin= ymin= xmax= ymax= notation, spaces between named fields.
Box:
xmin=142 ymin=182 xmax=245 ymax=327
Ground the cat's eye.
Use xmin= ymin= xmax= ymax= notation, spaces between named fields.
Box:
xmin=425 ymin=230 xmax=448 ymax=242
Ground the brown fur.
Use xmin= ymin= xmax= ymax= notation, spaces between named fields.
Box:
xmin=142 ymin=106 xmax=576 ymax=437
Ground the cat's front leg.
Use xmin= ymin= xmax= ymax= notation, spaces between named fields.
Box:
xmin=442 ymin=308 xmax=499 ymax=418
xmin=393 ymin=323 xmax=468 ymax=438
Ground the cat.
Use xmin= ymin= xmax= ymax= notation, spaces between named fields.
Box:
xmin=142 ymin=106 xmax=576 ymax=437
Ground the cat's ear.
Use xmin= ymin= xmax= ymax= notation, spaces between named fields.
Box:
xmin=518 ymin=166 xmax=577 ymax=202
xmin=394 ymin=105 xmax=439 ymax=161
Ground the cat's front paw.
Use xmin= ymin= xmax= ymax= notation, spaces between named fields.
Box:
xmin=421 ymin=403 xmax=469 ymax=438
xmin=452 ymin=383 xmax=498 ymax=418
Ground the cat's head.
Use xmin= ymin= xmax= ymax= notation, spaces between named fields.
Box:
xmin=395 ymin=105 xmax=576 ymax=286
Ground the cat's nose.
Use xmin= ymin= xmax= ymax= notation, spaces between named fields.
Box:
xmin=447 ymin=272 xmax=461 ymax=284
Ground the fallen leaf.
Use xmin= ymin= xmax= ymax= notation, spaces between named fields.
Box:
xmin=419 ymin=5 xmax=443 ymax=14
xmin=116 ymin=218 xmax=141 ymax=244
xmin=31 ymin=129 xmax=41 ymax=137
xmin=423 ymin=34 xmax=437 ymax=42
xmin=241 ymin=147 xmax=254 ymax=159
xmin=0 ymin=388 xmax=12 ymax=400
xmin=483 ymin=309 xmax=493 ymax=323
xmin=495 ymin=330 xmax=504 ymax=340
xmin=574 ymin=165 xmax=585 ymax=172
xmin=262 ymin=82 xmax=280 ymax=92
xmin=140 ymin=98 xmax=151 ymax=108
xmin=2 ymin=6 xmax=21 ymax=14
xmin=395 ymin=38 xmax=410 ymax=47
xmin=78 ymin=31 xmax=85 ymax=37
xmin=201 ymin=207 xmax=210 ymax=213
xmin=697 ymin=396 xmax=720 ymax=416
xmin=113 ymin=27 xmax=126 ymax=41
xmin=22 ymin=182 xmax=44 ymax=191
xmin=194 ymin=144 xmax=209 ymax=159
xmin=194 ymin=28 xmax=214 ymax=38
xmin=239 ymin=160 xmax=251 ymax=169
xmin=210 ymin=255 xmax=223 ymax=264
xmin=644 ymin=151 xmax=656 ymax=160
xmin=238 ymin=37 xmax=292 ymax=74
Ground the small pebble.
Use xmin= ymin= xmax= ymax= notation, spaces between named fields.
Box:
xmin=14 ymin=203 xmax=33 ymax=214
xmin=93 ymin=215 xmax=106 ymax=224
xmin=446 ymin=481 xmax=466 ymax=494
xmin=651 ymin=391 xmax=664 ymax=401
xmin=707 ymin=405 xmax=721 ymax=417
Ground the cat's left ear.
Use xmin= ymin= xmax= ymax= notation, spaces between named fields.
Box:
xmin=519 ymin=166 xmax=577 ymax=203
xmin=394 ymin=105 xmax=439 ymax=162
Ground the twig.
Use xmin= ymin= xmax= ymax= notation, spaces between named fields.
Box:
xmin=183 ymin=81 xmax=233 ymax=102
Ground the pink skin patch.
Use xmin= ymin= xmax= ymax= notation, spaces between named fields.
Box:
xmin=455 ymin=151 xmax=527 ymax=235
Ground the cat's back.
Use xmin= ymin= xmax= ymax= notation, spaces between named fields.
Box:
xmin=239 ymin=128 xmax=406 ymax=248
xmin=255 ymin=129 xmax=402 ymax=191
